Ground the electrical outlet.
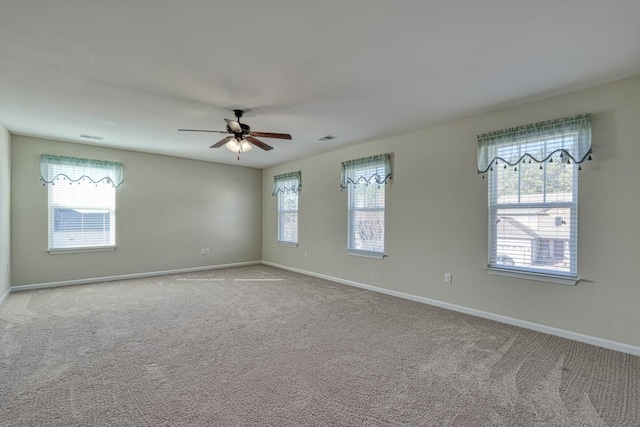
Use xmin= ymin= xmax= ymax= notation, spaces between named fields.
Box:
xmin=205 ymin=248 xmax=210 ymax=255
xmin=444 ymin=273 xmax=452 ymax=283
xmin=201 ymin=248 xmax=206 ymax=255
xmin=304 ymin=251 xmax=308 ymax=258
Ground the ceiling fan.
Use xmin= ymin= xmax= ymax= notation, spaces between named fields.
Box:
xmin=179 ymin=109 xmax=292 ymax=159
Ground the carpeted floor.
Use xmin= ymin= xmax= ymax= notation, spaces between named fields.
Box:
xmin=0 ymin=265 xmax=638 ymax=426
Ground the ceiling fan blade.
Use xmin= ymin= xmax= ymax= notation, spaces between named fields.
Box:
xmin=250 ymin=131 xmax=292 ymax=140
xmin=210 ymin=136 xmax=233 ymax=148
xmin=224 ymin=119 xmax=243 ymax=133
xmin=246 ymin=136 xmax=273 ymax=151
xmin=178 ymin=129 xmax=228 ymax=133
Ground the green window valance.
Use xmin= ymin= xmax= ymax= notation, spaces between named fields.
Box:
xmin=477 ymin=114 xmax=592 ymax=174
xmin=340 ymin=154 xmax=392 ymax=189
xmin=40 ymin=155 xmax=124 ymax=188
xmin=272 ymin=171 xmax=301 ymax=195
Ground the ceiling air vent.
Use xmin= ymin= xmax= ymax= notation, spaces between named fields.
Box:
xmin=79 ymin=133 xmax=104 ymax=141
xmin=317 ymin=135 xmax=337 ymax=142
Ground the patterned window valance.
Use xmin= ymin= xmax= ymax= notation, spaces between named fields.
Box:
xmin=340 ymin=154 xmax=392 ymax=189
xmin=272 ymin=171 xmax=301 ymax=195
xmin=477 ymin=114 xmax=592 ymax=174
xmin=40 ymin=155 xmax=124 ymax=188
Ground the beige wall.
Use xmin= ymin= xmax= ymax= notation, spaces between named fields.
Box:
xmin=262 ymin=75 xmax=640 ymax=347
xmin=11 ymin=136 xmax=262 ymax=285
xmin=0 ymin=122 xmax=10 ymax=297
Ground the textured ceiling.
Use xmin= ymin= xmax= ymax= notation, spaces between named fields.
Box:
xmin=1 ymin=0 xmax=639 ymax=168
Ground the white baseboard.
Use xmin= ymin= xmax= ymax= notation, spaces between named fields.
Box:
xmin=0 ymin=286 xmax=10 ymax=306
xmin=10 ymin=261 xmax=262 ymax=293
xmin=262 ymin=261 xmax=640 ymax=357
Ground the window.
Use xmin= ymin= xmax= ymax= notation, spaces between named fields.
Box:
xmin=478 ymin=115 xmax=592 ymax=279
xmin=272 ymin=172 xmax=301 ymax=245
xmin=535 ymin=239 xmax=566 ymax=263
xmin=40 ymin=155 xmax=123 ymax=251
xmin=489 ymin=155 xmax=577 ymax=276
xmin=341 ymin=154 xmax=392 ymax=257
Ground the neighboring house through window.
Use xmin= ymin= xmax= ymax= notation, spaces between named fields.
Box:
xmin=272 ymin=171 xmax=301 ymax=245
xmin=341 ymin=154 xmax=392 ymax=258
xmin=40 ymin=155 xmax=123 ymax=251
xmin=477 ymin=115 xmax=592 ymax=279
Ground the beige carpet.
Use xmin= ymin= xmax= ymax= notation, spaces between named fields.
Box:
xmin=0 ymin=265 xmax=638 ymax=426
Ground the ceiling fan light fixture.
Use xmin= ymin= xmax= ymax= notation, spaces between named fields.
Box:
xmin=225 ymin=138 xmax=252 ymax=153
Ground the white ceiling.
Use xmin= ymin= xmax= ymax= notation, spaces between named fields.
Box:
xmin=1 ymin=1 xmax=639 ymax=169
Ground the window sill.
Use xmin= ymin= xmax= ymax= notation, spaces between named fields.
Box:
xmin=486 ymin=267 xmax=579 ymax=286
xmin=347 ymin=250 xmax=386 ymax=260
xmin=277 ymin=241 xmax=298 ymax=248
xmin=48 ymin=246 xmax=117 ymax=255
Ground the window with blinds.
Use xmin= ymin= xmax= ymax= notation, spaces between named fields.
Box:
xmin=48 ymin=180 xmax=116 ymax=250
xmin=343 ymin=156 xmax=390 ymax=257
xmin=488 ymin=140 xmax=578 ymax=277
xmin=41 ymin=155 xmax=121 ymax=251
xmin=273 ymin=172 xmax=301 ymax=245
xmin=277 ymin=190 xmax=298 ymax=244
xmin=348 ymin=181 xmax=385 ymax=256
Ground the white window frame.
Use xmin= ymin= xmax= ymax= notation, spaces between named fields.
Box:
xmin=47 ymin=184 xmax=117 ymax=253
xmin=277 ymin=190 xmax=298 ymax=246
xmin=273 ymin=172 xmax=301 ymax=246
xmin=488 ymin=144 xmax=579 ymax=283
xmin=342 ymin=154 xmax=390 ymax=259
xmin=41 ymin=155 xmax=121 ymax=253
xmin=347 ymin=182 xmax=386 ymax=258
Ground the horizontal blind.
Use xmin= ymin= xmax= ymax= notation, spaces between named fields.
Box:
xmin=274 ymin=172 xmax=301 ymax=244
xmin=488 ymin=150 xmax=577 ymax=277
xmin=277 ymin=190 xmax=298 ymax=244
xmin=346 ymin=159 xmax=387 ymax=255
xmin=47 ymin=166 xmax=116 ymax=250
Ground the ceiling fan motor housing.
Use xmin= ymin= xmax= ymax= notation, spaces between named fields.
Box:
xmin=226 ymin=122 xmax=251 ymax=136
